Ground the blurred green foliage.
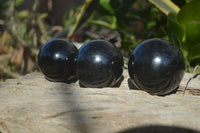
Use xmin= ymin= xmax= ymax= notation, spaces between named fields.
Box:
xmin=166 ymin=0 xmax=200 ymax=72
xmin=0 ymin=0 xmax=8 ymax=19
xmin=0 ymin=0 xmax=49 ymax=79
xmin=86 ymin=0 xmax=167 ymax=53
xmin=0 ymin=0 xmax=200 ymax=80
xmin=0 ymin=0 xmax=25 ymax=19
xmin=70 ymin=0 xmax=200 ymax=72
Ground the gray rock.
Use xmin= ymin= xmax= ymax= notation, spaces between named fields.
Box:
xmin=0 ymin=70 xmax=199 ymax=133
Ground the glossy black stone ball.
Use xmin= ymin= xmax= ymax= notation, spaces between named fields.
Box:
xmin=38 ymin=39 xmax=78 ymax=83
xmin=76 ymin=40 xmax=123 ymax=88
xmin=128 ymin=38 xmax=185 ymax=95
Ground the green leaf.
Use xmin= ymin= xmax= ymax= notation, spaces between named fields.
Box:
xmin=18 ymin=23 xmax=27 ymax=37
xmin=185 ymin=22 xmax=200 ymax=49
xmin=16 ymin=0 xmax=24 ymax=7
xmin=88 ymin=16 xmax=117 ymax=29
xmin=190 ymin=43 xmax=200 ymax=60
xmin=148 ymin=0 xmax=180 ymax=15
xmin=16 ymin=10 xmax=29 ymax=19
xmin=99 ymin=0 xmax=113 ymax=14
xmin=167 ymin=15 xmax=184 ymax=49
xmin=177 ymin=0 xmax=200 ymax=26
xmin=39 ymin=13 xmax=48 ymax=19
xmin=96 ymin=3 xmax=112 ymax=15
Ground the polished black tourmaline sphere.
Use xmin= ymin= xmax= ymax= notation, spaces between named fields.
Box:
xmin=76 ymin=40 xmax=123 ymax=88
xmin=128 ymin=38 xmax=185 ymax=95
xmin=38 ymin=39 xmax=78 ymax=83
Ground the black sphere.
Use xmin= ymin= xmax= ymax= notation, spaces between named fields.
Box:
xmin=38 ymin=39 xmax=78 ymax=83
xmin=128 ymin=38 xmax=185 ymax=95
xmin=76 ymin=40 xmax=123 ymax=88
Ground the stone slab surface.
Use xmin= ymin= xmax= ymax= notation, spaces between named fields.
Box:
xmin=0 ymin=70 xmax=200 ymax=133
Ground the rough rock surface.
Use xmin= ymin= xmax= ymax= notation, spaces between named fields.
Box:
xmin=0 ymin=70 xmax=200 ymax=133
